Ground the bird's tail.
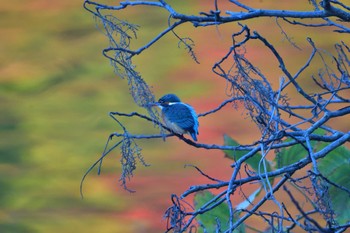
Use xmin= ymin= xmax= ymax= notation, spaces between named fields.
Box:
xmin=190 ymin=131 xmax=198 ymax=141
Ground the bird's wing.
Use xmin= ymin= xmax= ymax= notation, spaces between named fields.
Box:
xmin=164 ymin=104 xmax=196 ymax=131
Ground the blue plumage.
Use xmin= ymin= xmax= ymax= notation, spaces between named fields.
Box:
xmin=157 ymin=94 xmax=199 ymax=141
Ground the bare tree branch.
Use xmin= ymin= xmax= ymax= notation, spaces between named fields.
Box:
xmin=82 ymin=1 xmax=350 ymax=232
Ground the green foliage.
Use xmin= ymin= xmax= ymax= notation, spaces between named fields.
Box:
xmin=219 ymin=133 xmax=350 ymax=229
xmin=275 ymin=142 xmax=307 ymax=169
xmin=194 ymin=191 xmax=245 ymax=233
xmin=0 ymin=223 xmax=34 ymax=233
xmin=223 ymin=135 xmax=251 ymax=160
xmin=274 ymin=130 xmax=350 ymax=225
xmin=318 ymin=145 xmax=350 ymax=225
xmin=193 ymin=135 xmax=278 ymax=232
xmin=275 ymin=129 xmax=326 ymax=168
xmin=223 ymin=135 xmax=272 ymax=174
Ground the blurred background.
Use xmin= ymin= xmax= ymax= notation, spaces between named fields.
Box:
xmin=0 ymin=1 xmax=348 ymax=232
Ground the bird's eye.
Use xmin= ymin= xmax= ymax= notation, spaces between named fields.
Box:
xmin=158 ymin=99 xmax=169 ymax=106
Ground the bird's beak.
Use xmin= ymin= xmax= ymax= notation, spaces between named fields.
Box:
xmin=147 ymin=102 xmax=160 ymax=107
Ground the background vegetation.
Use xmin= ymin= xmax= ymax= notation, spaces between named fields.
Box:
xmin=1 ymin=1 xmax=348 ymax=232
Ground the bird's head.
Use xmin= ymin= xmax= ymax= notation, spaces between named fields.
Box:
xmin=158 ymin=94 xmax=181 ymax=106
xmin=148 ymin=93 xmax=181 ymax=108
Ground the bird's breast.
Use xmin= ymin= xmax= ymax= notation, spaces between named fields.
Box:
xmin=162 ymin=114 xmax=187 ymax=135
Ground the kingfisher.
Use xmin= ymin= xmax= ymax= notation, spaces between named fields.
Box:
xmin=152 ymin=94 xmax=199 ymax=141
